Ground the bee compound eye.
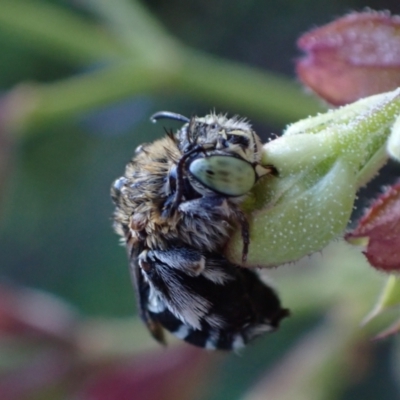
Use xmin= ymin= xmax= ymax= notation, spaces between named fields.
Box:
xmin=189 ymin=155 xmax=256 ymax=196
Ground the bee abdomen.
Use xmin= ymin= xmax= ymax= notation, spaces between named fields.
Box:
xmin=145 ymin=261 xmax=289 ymax=351
xmin=149 ymin=308 xmax=257 ymax=351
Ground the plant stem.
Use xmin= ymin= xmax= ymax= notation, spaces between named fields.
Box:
xmin=178 ymin=49 xmax=322 ymax=124
xmin=0 ymin=0 xmax=128 ymax=64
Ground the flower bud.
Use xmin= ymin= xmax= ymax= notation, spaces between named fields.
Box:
xmin=226 ymin=89 xmax=400 ymax=267
xmin=297 ymin=11 xmax=400 ymax=105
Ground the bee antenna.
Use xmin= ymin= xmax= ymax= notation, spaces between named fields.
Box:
xmin=150 ymin=111 xmax=190 ymax=124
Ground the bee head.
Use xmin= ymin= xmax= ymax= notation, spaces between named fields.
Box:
xmin=150 ymin=111 xmax=263 ymax=162
xmin=151 ymin=111 xmax=273 ymax=198
xmin=177 ymin=113 xmax=263 ymax=165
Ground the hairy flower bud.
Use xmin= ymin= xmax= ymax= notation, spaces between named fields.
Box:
xmin=226 ymin=89 xmax=400 ymax=267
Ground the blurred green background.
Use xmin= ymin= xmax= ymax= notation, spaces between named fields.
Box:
xmin=1 ymin=1 xmax=400 ymax=399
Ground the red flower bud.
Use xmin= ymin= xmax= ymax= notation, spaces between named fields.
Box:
xmin=297 ymin=11 xmax=400 ymax=105
xmin=346 ymin=182 xmax=400 ymax=271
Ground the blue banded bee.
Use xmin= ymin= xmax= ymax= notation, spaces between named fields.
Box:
xmin=112 ymin=111 xmax=289 ymax=350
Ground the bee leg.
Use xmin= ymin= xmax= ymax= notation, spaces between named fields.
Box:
xmin=232 ymin=208 xmax=250 ymax=263
xmin=163 ymin=146 xmax=203 ymax=217
xmin=178 ymin=196 xmax=250 ymax=262
xmin=129 ymin=250 xmax=166 ymax=344
xmin=165 ymin=144 xmax=215 ymax=217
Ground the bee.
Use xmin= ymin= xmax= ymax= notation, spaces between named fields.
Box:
xmin=112 ymin=111 xmax=289 ymax=350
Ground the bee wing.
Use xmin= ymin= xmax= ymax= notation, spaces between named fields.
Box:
xmin=128 ymin=244 xmax=166 ymax=344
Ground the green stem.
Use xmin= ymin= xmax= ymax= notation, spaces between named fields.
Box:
xmin=0 ymin=0 xmax=128 ymax=64
xmin=0 ymin=0 xmax=321 ymax=132
xmin=14 ymin=60 xmax=173 ymax=132
xmin=82 ymin=0 xmax=179 ymax=61
xmin=13 ymin=51 xmax=321 ymax=133
xmin=178 ymin=50 xmax=322 ymax=124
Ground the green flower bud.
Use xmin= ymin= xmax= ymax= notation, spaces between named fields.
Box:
xmin=226 ymin=88 xmax=400 ymax=267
